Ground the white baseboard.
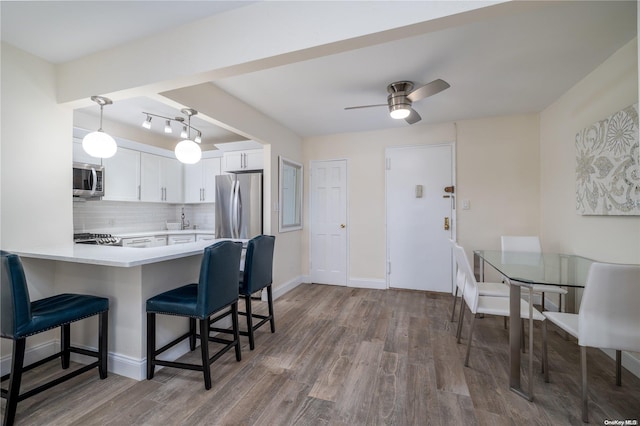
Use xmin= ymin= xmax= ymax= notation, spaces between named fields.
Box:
xmin=599 ymin=349 xmax=640 ymax=379
xmin=267 ymin=275 xmax=305 ymax=301
xmin=300 ymin=275 xmax=386 ymax=290
xmin=348 ymin=277 xmax=386 ymax=290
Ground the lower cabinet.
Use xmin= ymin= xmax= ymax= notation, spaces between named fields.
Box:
xmin=121 ymin=236 xmax=166 ymax=248
xmin=196 ymin=233 xmax=215 ymax=242
xmin=167 ymin=234 xmax=196 ymax=245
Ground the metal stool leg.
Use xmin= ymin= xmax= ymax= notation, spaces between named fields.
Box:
xmin=267 ymin=285 xmax=275 ymax=333
xmin=99 ymin=311 xmax=108 ymax=379
xmin=4 ymin=339 xmax=26 ymax=426
xmin=245 ymin=294 xmax=255 ymax=350
xmin=146 ymin=313 xmax=156 ymax=380
xmin=200 ymin=318 xmax=212 ymax=390
xmin=61 ymin=323 xmax=71 ymax=369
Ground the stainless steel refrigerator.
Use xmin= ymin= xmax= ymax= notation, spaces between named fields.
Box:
xmin=215 ymin=173 xmax=263 ymax=239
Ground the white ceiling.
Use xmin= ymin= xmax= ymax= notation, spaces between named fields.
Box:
xmin=1 ymin=1 xmax=637 ymax=141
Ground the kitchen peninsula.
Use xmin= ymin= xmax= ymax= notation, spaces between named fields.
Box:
xmin=9 ymin=238 xmax=246 ymax=381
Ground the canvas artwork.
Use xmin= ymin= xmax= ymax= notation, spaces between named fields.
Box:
xmin=575 ymin=103 xmax=639 ymax=216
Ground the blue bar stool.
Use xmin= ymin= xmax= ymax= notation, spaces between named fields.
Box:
xmin=238 ymin=235 xmax=276 ymax=350
xmin=146 ymin=240 xmax=243 ymax=390
xmin=1 ymin=251 xmax=109 ymax=426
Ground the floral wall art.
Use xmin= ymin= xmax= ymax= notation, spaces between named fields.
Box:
xmin=575 ymin=103 xmax=639 ymax=215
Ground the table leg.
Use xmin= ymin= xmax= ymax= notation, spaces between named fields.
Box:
xmin=508 ymin=279 xmax=533 ymax=401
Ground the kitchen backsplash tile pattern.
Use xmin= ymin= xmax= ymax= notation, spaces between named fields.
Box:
xmin=73 ymin=201 xmax=214 ymax=234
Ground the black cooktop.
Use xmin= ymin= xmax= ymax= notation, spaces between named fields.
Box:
xmin=74 ymin=233 xmax=121 ymax=246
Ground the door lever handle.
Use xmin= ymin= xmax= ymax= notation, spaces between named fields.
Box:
xmin=444 ymin=217 xmax=450 ymax=231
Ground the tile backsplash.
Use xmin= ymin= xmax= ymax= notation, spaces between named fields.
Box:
xmin=73 ymin=201 xmax=214 ymax=234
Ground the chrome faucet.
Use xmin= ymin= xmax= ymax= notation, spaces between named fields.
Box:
xmin=181 ymin=208 xmax=190 ymax=230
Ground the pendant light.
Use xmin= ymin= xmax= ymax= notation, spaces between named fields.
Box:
xmin=82 ymin=96 xmax=117 ymax=158
xmin=174 ymin=108 xmax=201 ymax=164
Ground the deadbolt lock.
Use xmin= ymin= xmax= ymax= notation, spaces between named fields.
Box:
xmin=340 ymin=224 xmax=346 ymax=229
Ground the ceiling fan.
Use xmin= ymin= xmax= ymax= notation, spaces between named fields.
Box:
xmin=344 ymin=79 xmax=450 ymax=125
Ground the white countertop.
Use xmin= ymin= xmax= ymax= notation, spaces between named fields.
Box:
xmin=9 ymin=238 xmax=247 ymax=268
xmin=113 ymin=229 xmax=215 ymax=238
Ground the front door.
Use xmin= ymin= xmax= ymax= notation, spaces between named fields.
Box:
xmin=386 ymin=144 xmax=454 ymax=292
xmin=309 ymin=160 xmax=348 ymax=286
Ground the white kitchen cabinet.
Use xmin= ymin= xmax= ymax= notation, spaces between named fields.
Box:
xmin=196 ymin=233 xmax=215 ymax=242
xmin=222 ymin=149 xmax=263 ymax=173
xmin=168 ymin=234 xmax=196 ymax=245
xmin=121 ymin=235 xmax=167 ymax=248
xmin=121 ymin=236 xmax=153 ymax=248
xmin=184 ymin=158 xmax=221 ymax=203
xmin=73 ymin=140 xmax=102 ymax=165
xmin=141 ymin=153 xmax=183 ymax=203
xmin=102 ymin=147 xmax=141 ymax=201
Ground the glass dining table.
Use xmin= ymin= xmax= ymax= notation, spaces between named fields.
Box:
xmin=473 ymin=250 xmax=595 ymax=401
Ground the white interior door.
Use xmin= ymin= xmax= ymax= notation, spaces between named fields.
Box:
xmin=310 ymin=160 xmax=347 ymax=286
xmin=386 ymin=144 xmax=454 ymax=292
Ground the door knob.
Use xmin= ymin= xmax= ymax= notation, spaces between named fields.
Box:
xmin=340 ymin=224 xmax=346 ymax=228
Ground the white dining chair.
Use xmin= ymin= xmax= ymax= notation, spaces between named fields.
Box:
xmin=501 ymin=236 xmax=568 ymax=311
xmin=452 ymin=242 xmax=545 ymax=369
xmin=542 ymin=262 xmax=640 ymax=423
xmin=449 ymin=239 xmax=509 ymax=323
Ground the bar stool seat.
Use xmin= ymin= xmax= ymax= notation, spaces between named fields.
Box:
xmin=1 ymin=251 xmax=109 ymax=426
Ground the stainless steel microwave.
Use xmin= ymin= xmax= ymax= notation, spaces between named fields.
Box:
xmin=73 ymin=162 xmax=104 ymax=198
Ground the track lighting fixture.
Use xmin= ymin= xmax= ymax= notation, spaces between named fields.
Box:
xmin=142 ymin=115 xmax=152 ymax=129
xmin=82 ymin=96 xmax=117 ymax=158
xmin=140 ymin=108 xmax=203 ymax=164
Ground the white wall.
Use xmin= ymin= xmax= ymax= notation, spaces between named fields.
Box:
xmin=1 ymin=43 xmax=74 ymax=250
xmin=302 ymin=115 xmax=540 ymax=282
xmin=540 ymin=37 xmax=639 ymax=263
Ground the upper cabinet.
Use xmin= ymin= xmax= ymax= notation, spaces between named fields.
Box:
xmin=102 ymin=147 xmax=141 ymax=202
xmin=222 ymin=149 xmax=263 ymax=173
xmin=184 ymin=157 xmax=221 ymax=203
xmin=140 ymin=153 xmax=183 ymax=203
xmin=73 ymin=139 xmax=102 ymax=165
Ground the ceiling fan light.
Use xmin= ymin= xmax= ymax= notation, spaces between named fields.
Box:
xmin=175 ymin=139 xmax=202 ymax=164
xmin=389 ymin=105 xmax=411 ymax=119
xmin=82 ymin=130 xmax=117 ymax=158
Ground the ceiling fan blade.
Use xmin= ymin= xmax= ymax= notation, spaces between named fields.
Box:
xmin=344 ymin=104 xmax=388 ymax=110
xmin=406 ymin=79 xmax=450 ymax=102
xmin=405 ymin=108 xmax=421 ymax=125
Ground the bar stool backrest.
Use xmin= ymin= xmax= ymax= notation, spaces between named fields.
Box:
xmin=197 ymin=241 xmax=243 ymax=317
xmin=1 ymin=251 xmax=32 ymax=339
xmin=242 ymin=235 xmax=276 ymax=294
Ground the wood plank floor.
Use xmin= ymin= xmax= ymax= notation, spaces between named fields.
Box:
xmin=3 ymin=283 xmax=640 ymax=425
